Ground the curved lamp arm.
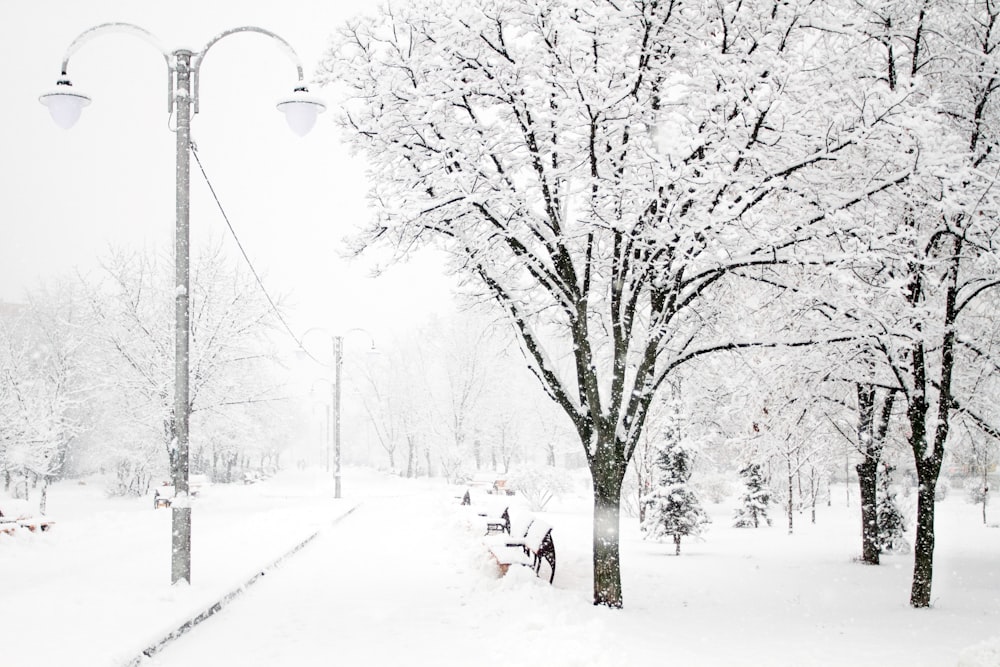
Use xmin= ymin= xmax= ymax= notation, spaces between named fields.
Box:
xmin=301 ymin=327 xmax=378 ymax=367
xmin=191 ymin=25 xmax=307 ymax=113
xmin=192 ymin=25 xmax=325 ymax=136
xmin=58 ymin=22 xmax=173 ymax=112
xmin=59 ymin=22 xmax=171 ymax=74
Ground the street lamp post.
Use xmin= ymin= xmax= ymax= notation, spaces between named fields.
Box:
xmin=303 ymin=328 xmax=373 ymax=499
xmin=333 ymin=335 xmax=344 ymax=499
xmin=40 ymin=23 xmax=325 ymax=585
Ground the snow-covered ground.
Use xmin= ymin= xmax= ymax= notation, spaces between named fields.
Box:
xmin=2 ymin=468 xmax=998 ymax=667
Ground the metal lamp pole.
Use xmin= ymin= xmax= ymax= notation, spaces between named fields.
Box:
xmin=303 ymin=329 xmax=373 ymax=500
xmin=173 ymin=49 xmax=194 ymax=585
xmin=334 ymin=335 xmax=343 ymax=499
xmin=40 ymin=23 xmax=325 ymax=585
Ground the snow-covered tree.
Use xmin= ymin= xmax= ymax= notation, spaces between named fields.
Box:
xmin=641 ymin=441 xmax=709 ymax=555
xmin=818 ymin=0 xmax=1000 ymax=607
xmin=356 ymin=314 xmax=524 ymax=478
xmin=733 ymin=462 xmax=771 ymax=529
xmin=953 ymin=425 xmax=997 ymax=526
xmin=323 ymin=0 xmax=890 ymax=608
xmin=80 ymin=246 xmax=288 ymax=493
xmin=0 ymin=285 xmax=91 ymax=509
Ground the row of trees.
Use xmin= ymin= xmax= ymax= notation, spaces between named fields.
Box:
xmin=348 ymin=315 xmax=578 ymax=480
xmin=324 ymin=0 xmax=1000 ymax=608
xmin=0 ymin=246 xmax=292 ymax=500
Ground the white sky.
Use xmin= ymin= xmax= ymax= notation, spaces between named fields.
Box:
xmin=0 ymin=0 xmax=458 ymax=348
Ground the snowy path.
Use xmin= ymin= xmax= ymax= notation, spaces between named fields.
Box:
xmin=147 ymin=491 xmax=534 ymax=667
xmin=7 ymin=471 xmax=998 ymax=666
xmin=142 ymin=479 xmax=1000 ymax=667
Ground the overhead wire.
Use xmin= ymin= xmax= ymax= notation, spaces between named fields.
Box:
xmin=189 ymin=141 xmax=323 ymax=365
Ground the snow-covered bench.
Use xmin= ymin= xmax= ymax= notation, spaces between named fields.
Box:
xmin=490 ymin=479 xmax=515 ymax=496
xmin=479 ymin=506 xmax=510 ymax=535
xmin=485 ymin=512 xmax=556 ymax=584
xmin=153 ymin=475 xmax=210 ymax=509
xmin=9 ymin=517 xmax=56 ymax=533
xmin=153 ymin=484 xmax=174 ymax=509
xmin=0 ymin=502 xmax=55 ymax=535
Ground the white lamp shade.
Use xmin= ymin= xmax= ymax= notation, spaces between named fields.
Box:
xmin=276 ymin=89 xmax=326 ymax=137
xmin=39 ymin=84 xmax=91 ymax=130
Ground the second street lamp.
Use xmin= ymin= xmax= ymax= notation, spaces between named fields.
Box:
xmin=40 ymin=22 xmax=325 ymax=585
xmin=303 ymin=328 xmax=375 ymax=499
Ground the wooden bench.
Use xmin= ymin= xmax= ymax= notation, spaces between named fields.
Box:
xmin=0 ymin=516 xmax=55 ymax=535
xmin=153 ymin=485 xmax=174 ymax=509
xmin=153 ymin=475 xmax=209 ymax=509
xmin=479 ymin=506 xmax=510 ymax=535
xmin=490 ymin=479 xmax=515 ymax=496
xmin=485 ymin=513 xmax=556 ymax=584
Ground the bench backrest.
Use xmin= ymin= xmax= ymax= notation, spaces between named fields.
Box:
xmin=524 ymin=519 xmax=552 ymax=552
xmin=509 ymin=512 xmax=533 ymax=540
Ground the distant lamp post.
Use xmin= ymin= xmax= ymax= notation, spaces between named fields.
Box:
xmin=303 ymin=328 xmax=376 ymax=499
xmin=40 ymin=22 xmax=325 ymax=586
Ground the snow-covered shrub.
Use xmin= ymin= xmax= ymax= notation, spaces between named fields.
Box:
xmin=733 ymin=462 xmax=771 ymax=528
xmin=877 ymin=464 xmax=910 ymax=555
xmin=506 ymin=466 xmax=572 ymax=511
xmin=965 ymin=478 xmax=990 ymax=505
xmin=108 ymin=457 xmax=154 ymax=498
xmin=641 ymin=441 xmax=709 ymax=554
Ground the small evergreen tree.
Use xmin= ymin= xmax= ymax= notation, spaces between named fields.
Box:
xmin=876 ymin=463 xmax=910 ymax=555
xmin=733 ymin=462 xmax=772 ymax=528
xmin=640 ymin=441 xmax=709 ymax=555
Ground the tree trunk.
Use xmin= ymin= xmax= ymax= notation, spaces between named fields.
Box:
xmin=673 ymin=533 xmax=681 ymax=555
xmin=786 ymin=459 xmax=794 ymax=535
xmin=910 ymin=468 xmax=937 ymax=607
xmin=405 ymin=437 xmax=415 ymax=478
xmin=810 ymin=469 xmax=818 ymax=524
xmin=982 ymin=464 xmax=988 ymax=526
xmin=856 ymin=383 xmax=896 ymax=565
xmin=796 ymin=459 xmax=803 ymax=514
xmin=857 ymin=456 xmax=880 ymax=564
xmin=592 ymin=463 xmax=625 ymax=608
